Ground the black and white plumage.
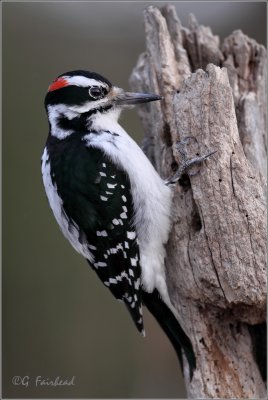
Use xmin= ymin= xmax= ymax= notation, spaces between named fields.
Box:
xmin=42 ymin=70 xmax=196 ymax=376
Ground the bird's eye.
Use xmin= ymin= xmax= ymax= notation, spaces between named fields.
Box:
xmin=89 ymin=86 xmax=103 ymax=99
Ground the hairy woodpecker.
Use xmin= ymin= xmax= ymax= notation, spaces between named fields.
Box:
xmin=42 ymin=70 xmax=197 ymax=377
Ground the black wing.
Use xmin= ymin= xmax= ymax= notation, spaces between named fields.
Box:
xmin=47 ymin=135 xmax=143 ymax=333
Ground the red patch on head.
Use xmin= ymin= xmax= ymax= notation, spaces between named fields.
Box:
xmin=48 ymin=77 xmax=69 ymax=92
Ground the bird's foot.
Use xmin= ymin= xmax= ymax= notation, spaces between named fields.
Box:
xmin=165 ymin=136 xmax=216 ymax=186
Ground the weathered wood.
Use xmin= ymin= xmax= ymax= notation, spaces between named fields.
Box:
xmin=130 ymin=5 xmax=267 ymax=398
xmin=222 ymin=30 xmax=267 ymax=179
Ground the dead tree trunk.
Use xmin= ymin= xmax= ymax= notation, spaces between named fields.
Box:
xmin=130 ymin=5 xmax=267 ymax=398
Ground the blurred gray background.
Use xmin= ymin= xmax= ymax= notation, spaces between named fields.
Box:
xmin=3 ymin=1 xmax=266 ymax=398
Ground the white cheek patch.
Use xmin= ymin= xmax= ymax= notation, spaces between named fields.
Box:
xmin=47 ymin=104 xmax=76 ymax=139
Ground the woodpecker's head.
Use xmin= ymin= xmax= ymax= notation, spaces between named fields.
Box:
xmin=45 ymin=70 xmax=161 ymax=138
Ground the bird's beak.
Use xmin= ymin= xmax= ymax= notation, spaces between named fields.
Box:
xmin=114 ymin=90 xmax=162 ymax=106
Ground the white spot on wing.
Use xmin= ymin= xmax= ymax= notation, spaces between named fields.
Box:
xmin=97 ymin=230 xmax=108 ymax=237
xmin=107 ymin=183 xmax=117 ymax=189
xmin=134 ymin=278 xmax=140 ymax=290
xmin=109 ymin=243 xmax=123 ymax=254
xmin=131 ymin=257 xmax=137 ymax=267
xmin=127 ymin=231 xmax=136 ymax=240
xmin=96 ymin=261 xmax=107 ymax=267
xmin=114 ymin=271 xmax=132 ymax=285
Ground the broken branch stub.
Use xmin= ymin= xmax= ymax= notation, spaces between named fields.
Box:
xmin=222 ymin=30 xmax=267 ymax=178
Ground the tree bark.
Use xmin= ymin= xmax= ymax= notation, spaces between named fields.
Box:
xmin=130 ymin=5 xmax=267 ymax=399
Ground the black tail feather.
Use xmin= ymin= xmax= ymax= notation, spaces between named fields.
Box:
xmin=142 ymin=289 xmax=196 ymax=379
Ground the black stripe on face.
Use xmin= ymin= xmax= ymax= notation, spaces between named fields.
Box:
xmin=45 ymin=86 xmax=91 ymax=107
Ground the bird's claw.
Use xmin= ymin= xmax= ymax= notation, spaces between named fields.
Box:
xmin=165 ymin=142 xmax=216 ymax=186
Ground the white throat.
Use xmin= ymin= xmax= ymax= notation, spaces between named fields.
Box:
xmin=90 ymin=107 xmax=122 ymax=130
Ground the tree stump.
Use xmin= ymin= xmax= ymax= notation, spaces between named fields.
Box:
xmin=130 ymin=5 xmax=267 ymax=398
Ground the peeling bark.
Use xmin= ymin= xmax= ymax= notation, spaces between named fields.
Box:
xmin=130 ymin=5 xmax=267 ymax=398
